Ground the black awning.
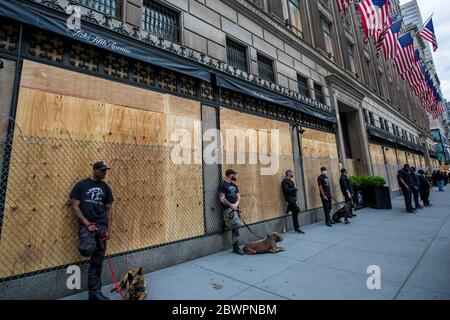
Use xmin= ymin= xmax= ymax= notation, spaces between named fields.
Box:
xmin=0 ymin=0 xmax=211 ymax=82
xmin=368 ymin=127 xmax=424 ymax=154
xmin=216 ymin=75 xmax=337 ymax=123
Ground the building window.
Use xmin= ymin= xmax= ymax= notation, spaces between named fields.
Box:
xmin=257 ymin=54 xmax=275 ymax=82
xmin=380 ymin=117 xmax=385 ymax=130
xmin=363 ymin=109 xmax=368 ymax=123
xmin=226 ymin=39 xmax=248 ymax=72
xmin=322 ymin=19 xmax=334 ymax=59
xmin=385 ymin=120 xmax=390 ymax=133
xmin=314 ymin=83 xmax=324 ymax=104
xmin=142 ymin=0 xmax=179 ymax=43
xmin=297 ymin=75 xmax=310 ymax=98
xmin=72 ymin=0 xmax=119 ymax=17
xmin=369 ymin=111 xmax=375 ymax=126
xmin=347 ymin=44 xmax=356 ymax=74
xmin=288 ymin=0 xmax=303 ymax=38
xmin=246 ymin=0 xmax=264 ymax=9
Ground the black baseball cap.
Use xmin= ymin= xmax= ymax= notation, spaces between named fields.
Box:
xmin=225 ymin=169 xmax=237 ymax=176
xmin=93 ymin=161 xmax=111 ymax=171
xmin=320 ymin=167 xmax=327 ymax=171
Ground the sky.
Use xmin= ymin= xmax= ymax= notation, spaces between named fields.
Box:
xmin=399 ymin=0 xmax=450 ymax=100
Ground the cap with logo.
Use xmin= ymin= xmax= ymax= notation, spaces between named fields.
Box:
xmin=93 ymin=161 xmax=111 ymax=171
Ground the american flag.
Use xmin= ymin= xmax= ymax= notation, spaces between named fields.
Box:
xmin=358 ymin=0 xmax=391 ymax=42
xmin=394 ymin=33 xmax=415 ymax=75
xmin=336 ymin=0 xmax=351 ymax=13
xmin=419 ymin=17 xmax=438 ymax=51
xmin=377 ymin=19 xmax=402 ymax=60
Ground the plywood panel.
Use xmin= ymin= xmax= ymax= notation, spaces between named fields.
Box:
xmin=301 ymin=129 xmax=342 ymax=210
xmin=0 ymin=64 xmax=204 ymax=278
xmin=220 ymin=108 xmax=294 ymax=224
xmin=385 ymin=147 xmax=400 ymax=191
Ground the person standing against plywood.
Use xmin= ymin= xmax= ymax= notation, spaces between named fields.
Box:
xmin=70 ymin=162 xmax=114 ymax=300
xmin=318 ymin=167 xmax=334 ymax=227
xmin=281 ymin=169 xmax=305 ymax=234
xmin=218 ymin=169 xmax=244 ymax=255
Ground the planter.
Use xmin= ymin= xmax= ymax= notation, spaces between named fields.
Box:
xmin=352 ymin=189 xmax=366 ymax=210
xmin=362 ymin=185 xmax=392 ymax=209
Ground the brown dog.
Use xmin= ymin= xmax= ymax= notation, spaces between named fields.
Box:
xmin=243 ymin=232 xmax=284 ymax=254
xmin=111 ymin=267 xmax=148 ymax=300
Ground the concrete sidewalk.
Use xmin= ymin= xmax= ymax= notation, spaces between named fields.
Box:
xmin=64 ymin=189 xmax=450 ymax=300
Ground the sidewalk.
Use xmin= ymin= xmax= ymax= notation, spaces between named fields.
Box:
xmin=64 ymin=189 xmax=450 ymax=300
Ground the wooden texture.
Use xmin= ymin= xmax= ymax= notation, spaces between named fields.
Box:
xmin=219 ymin=108 xmax=294 ymax=224
xmin=369 ymin=143 xmax=389 ymax=186
xmin=0 ymin=61 xmax=203 ymax=278
xmin=301 ymin=129 xmax=342 ymax=210
xmin=384 ymin=147 xmax=400 ymax=191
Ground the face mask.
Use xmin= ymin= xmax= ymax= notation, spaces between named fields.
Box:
xmin=231 ymin=176 xmax=237 ymax=182
xmin=321 ymin=171 xmax=327 ymax=175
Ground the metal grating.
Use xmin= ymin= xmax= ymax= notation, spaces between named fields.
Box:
xmin=257 ymin=54 xmax=275 ymax=83
xmin=142 ymin=0 xmax=179 ymax=43
xmin=226 ymin=39 xmax=248 ymax=72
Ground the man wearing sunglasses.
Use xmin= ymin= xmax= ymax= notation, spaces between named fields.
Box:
xmin=70 ymin=161 xmax=114 ymax=300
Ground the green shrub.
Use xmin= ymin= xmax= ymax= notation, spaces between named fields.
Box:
xmin=350 ymin=176 xmax=386 ymax=188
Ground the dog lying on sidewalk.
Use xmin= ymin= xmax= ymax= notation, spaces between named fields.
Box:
xmin=243 ymin=232 xmax=284 ymax=254
xmin=111 ymin=267 xmax=148 ymax=300
xmin=331 ymin=203 xmax=354 ymax=224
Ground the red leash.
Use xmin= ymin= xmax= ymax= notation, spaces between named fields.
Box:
xmin=106 ymin=251 xmax=126 ymax=301
xmin=97 ymin=231 xmax=126 ymax=301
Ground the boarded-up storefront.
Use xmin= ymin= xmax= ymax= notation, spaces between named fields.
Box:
xmin=0 ymin=60 xmax=204 ymax=278
xmin=301 ymin=129 xmax=342 ymax=210
xmin=220 ymin=108 xmax=294 ymax=223
xmin=369 ymin=143 xmax=389 ymax=184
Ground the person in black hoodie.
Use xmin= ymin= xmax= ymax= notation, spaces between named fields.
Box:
xmin=418 ymin=170 xmax=432 ymax=207
xmin=397 ymin=164 xmax=415 ymax=213
xmin=339 ymin=168 xmax=357 ymax=218
xmin=281 ymin=169 xmax=305 ymax=234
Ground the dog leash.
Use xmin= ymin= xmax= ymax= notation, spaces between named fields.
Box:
xmin=237 ymin=211 xmax=265 ymax=240
xmin=96 ymin=230 xmax=126 ymax=301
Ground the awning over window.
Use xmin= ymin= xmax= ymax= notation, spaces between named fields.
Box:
xmin=216 ymin=75 xmax=337 ymax=123
xmin=0 ymin=0 xmax=211 ymax=82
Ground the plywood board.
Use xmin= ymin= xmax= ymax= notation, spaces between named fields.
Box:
xmin=219 ymin=108 xmax=294 ymax=224
xmin=301 ymin=129 xmax=342 ymax=210
xmin=0 ymin=63 xmax=204 ymax=278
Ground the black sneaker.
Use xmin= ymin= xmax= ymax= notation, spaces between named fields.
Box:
xmin=232 ymin=244 xmax=245 ymax=255
xmin=295 ymin=229 xmax=305 ymax=234
xmin=326 ymin=221 xmax=332 ymax=227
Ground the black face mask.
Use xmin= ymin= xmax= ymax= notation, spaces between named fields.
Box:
xmin=231 ymin=176 xmax=237 ymax=182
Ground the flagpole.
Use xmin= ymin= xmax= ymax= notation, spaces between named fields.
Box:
xmin=419 ymin=13 xmax=434 ymax=33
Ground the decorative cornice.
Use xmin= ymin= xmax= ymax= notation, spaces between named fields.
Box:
xmin=24 ymin=0 xmax=335 ymax=116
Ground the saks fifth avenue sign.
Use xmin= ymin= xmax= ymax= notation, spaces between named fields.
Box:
xmin=68 ymin=29 xmax=131 ymax=55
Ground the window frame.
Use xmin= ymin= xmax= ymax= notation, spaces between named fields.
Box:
xmin=297 ymin=74 xmax=310 ymax=98
xmin=257 ymin=53 xmax=275 ymax=83
xmin=142 ymin=0 xmax=180 ymax=43
xmin=314 ymin=83 xmax=324 ymax=104
xmin=226 ymin=38 xmax=249 ymax=72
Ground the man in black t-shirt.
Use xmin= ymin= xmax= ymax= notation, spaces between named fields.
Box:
xmin=281 ymin=169 xmax=305 ymax=234
xmin=318 ymin=167 xmax=334 ymax=227
xmin=339 ymin=168 xmax=356 ymax=218
xmin=218 ymin=169 xmax=244 ymax=255
xmin=397 ymin=164 xmax=414 ymax=213
xmin=70 ymin=161 xmax=114 ymax=300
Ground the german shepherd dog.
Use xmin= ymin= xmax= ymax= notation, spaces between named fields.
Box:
xmin=332 ymin=203 xmax=354 ymax=224
xmin=111 ymin=267 xmax=148 ymax=300
xmin=243 ymin=232 xmax=285 ymax=254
